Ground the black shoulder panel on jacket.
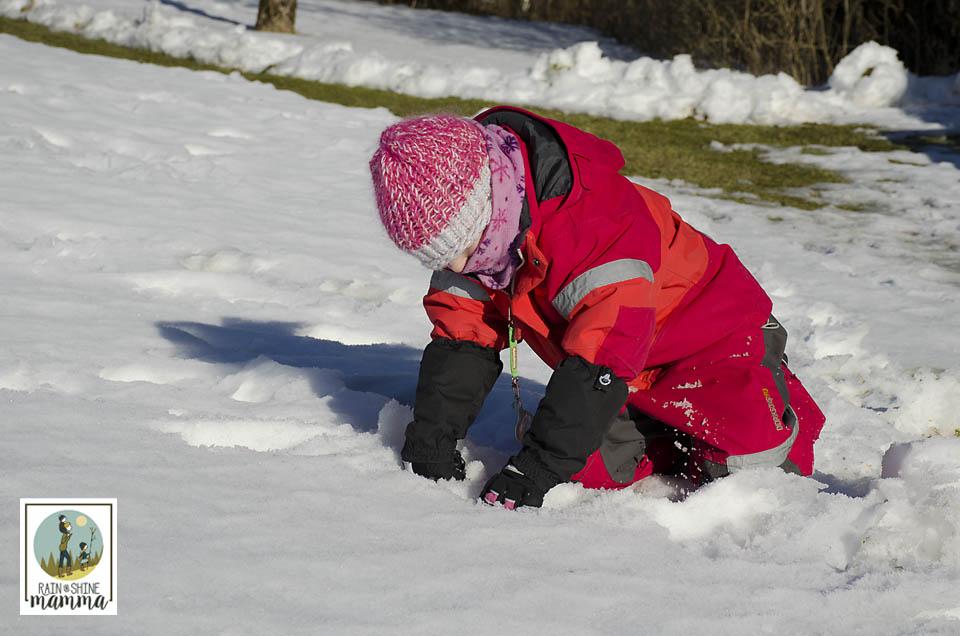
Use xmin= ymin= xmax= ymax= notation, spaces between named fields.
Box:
xmin=477 ymin=110 xmax=572 ymax=204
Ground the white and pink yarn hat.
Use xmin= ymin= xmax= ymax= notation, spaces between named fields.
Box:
xmin=369 ymin=114 xmax=492 ymax=270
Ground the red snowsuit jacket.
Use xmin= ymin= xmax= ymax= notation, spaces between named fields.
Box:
xmin=428 ymin=107 xmax=769 ymax=389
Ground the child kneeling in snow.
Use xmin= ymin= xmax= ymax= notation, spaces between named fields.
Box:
xmin=368 ymin=106 xmax=825 ymax=509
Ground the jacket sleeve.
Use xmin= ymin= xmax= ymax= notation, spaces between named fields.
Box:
xmin=553 ymin=260 xmax=657 ymax=382
xmin=423 ymin=270 xmax=508 ymax=350
xmin=402 ymin=271 xmax=506 ymax=464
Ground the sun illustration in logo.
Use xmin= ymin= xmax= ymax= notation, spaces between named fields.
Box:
xmin=33 ymin=510 xmax=102 ymax=581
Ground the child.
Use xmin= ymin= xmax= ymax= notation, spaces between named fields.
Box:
xmin=368 ymin=106 xmax=825 ymax=509
xmin=78 ymin=542 xmax=91 ymax=571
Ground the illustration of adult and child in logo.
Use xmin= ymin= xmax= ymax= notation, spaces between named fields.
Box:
xmin=34 ymin=510 xmax=102 ymax=580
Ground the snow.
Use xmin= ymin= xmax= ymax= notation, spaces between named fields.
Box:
xmin=4 ymin=0 xmax=960 ymax=129
xmin=2 ymin=23 xmax=960 ymax=636
xmin=828 ymin=40 xmax=909 ymax=108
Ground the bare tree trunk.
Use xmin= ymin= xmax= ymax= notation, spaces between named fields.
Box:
xmin=255 ymin=0 xmax=297 ymax=33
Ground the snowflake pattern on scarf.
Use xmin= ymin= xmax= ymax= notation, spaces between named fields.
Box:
xmin=460 ymin=123 xmax=526 ymax=290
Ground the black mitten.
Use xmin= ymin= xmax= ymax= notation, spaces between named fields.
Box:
xmin=409 ymin=451 xmax=466 ymax=482
xmin=401 ymin=339 xmax=502 ymax=466
xmin=480 ymin=460 xmax=556 ymax=509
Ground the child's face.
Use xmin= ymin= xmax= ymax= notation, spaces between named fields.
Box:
xmin=445 ymin=236 xmax=482 ymax=273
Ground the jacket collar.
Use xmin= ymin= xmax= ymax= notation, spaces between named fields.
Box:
xmin=473 ymin=106 xmax=626 ymax=298
xmin=474 ymin=105 xmax=625 ymax=216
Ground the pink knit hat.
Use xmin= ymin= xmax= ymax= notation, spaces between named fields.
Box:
xmin=369 ymin=115 xmax=492 ymax=270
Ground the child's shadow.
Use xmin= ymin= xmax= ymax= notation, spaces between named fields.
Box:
xmin=155 ymin=317 xmax=541 ymax=454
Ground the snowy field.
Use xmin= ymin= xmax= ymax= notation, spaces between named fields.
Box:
xmin=2 ymin=28 xmax=960 ymax=636
xmin=4 ymin=0 xmax=960 ymax=128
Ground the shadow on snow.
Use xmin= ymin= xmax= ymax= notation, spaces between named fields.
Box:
xmin=155 ymin=317 xmax=541 ymax=454
xmin=158 ymin=0 xmax=250 ymax=28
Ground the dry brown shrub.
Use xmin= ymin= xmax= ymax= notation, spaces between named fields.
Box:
xmin=375 ymin=0 xmax=960 ymax=84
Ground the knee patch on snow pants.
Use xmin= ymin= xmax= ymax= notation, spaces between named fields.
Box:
xmin=571 ymin=410 xmax=649 ymax=489
xmin=571 ymin=408 xmax=683 ymax=490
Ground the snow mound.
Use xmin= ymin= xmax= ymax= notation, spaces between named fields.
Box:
xmin=828 ymin=40 xmax=909 ymax=108
xmin=3 ymin=0 xmax=959 ymax=128
xmin=877 ymin=439 xmax=960 ymax=568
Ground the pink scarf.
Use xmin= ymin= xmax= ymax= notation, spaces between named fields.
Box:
xmin=461 ymin=123 xmax=526 ymax=290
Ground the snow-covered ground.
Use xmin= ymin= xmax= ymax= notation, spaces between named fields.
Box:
xmin=2 ymin=29 xmax=960 ymax=635
xmin=4 ymin=0 xmax=960 ymax=128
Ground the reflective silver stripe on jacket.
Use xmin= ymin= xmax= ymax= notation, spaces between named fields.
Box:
xmin=726 ymin=408 xmax=800 ymax=472
xmin=429 ymin=270 xmax=490 ymax=301
xmin=552 ymin=258 xmax=654 ymax=319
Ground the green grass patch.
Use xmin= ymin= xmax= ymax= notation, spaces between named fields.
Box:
xmin=1 ymin=15 xmax=905 ymax=209
xmin=836 ymin=201 xmax=873 ymax=212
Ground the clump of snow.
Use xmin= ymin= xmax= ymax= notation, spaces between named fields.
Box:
xmin=375 ymin=398 xmax=412 ymax=457
xmin=828 ymin=40 xmax=908 ymax=108
xmin=3 ymin=0 xmax=959 ymax=129
xmin=893 ymin=370 xmax=960 ymax=437
xmin=646 ymin=442 xmax=960 ymax=572
xmin=875 ymin=439 xmax=960 ymax=567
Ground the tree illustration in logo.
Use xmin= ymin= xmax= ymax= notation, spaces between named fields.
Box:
xmin=33 ymin=510 xmax=103 ymax=580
